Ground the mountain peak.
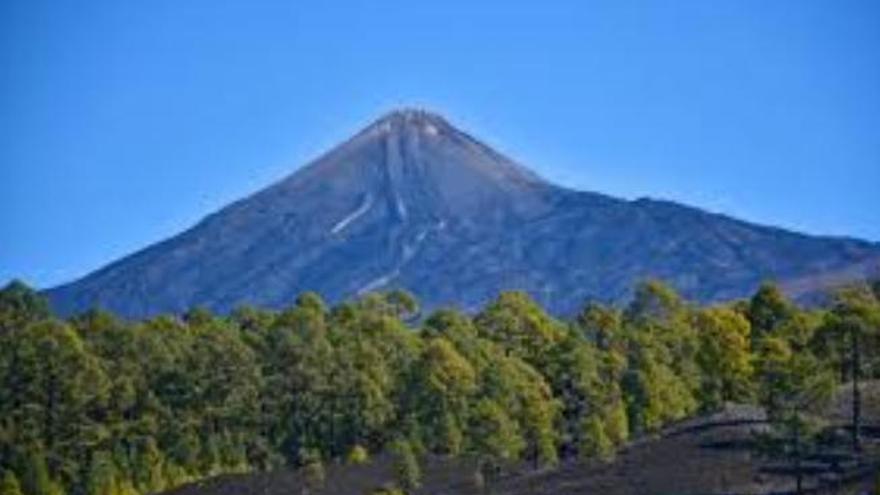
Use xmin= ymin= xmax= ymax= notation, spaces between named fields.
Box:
xmin=298 ymin=107 xmax=549 ymax=206
xmin=368 ymin=107 xmax=451 ymax=136
xmin=44 ymin=111 xmax=880 ymax=319
xmin=378 ymin=107 xmax=446 ymax=122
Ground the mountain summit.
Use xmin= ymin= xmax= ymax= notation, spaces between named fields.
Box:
xmin=284 ymin=108 xmax=553 ymax=226
xmin=47 ymin=110 xmax=880 ymax=316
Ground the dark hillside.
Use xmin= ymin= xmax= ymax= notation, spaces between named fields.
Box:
xmin=163 ymin=406 xmax=880 ymax=495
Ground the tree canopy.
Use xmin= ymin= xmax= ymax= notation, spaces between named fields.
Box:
xmin=0 ymin=279 xmax=876 ymax=495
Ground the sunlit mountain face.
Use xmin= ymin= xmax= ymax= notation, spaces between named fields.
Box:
xmin=47 ymin=109 xmax=880 ymax=317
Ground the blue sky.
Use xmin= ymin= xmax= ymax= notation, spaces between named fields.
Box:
xmin=2 ymin=0 xmax=879 ymax=289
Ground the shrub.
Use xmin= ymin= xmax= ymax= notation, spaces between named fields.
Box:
xmin=389 ymin=439 xmax=420 ymax=491
xmin=1 ymin=471 xmax=23 ymax=495
xmin=580 ymin=416 xmax=614 ymax=461
xmin=346 ymin=445 xmax=369 ymax=465
xmin=299 ymin=450 xmax=325 ymax=492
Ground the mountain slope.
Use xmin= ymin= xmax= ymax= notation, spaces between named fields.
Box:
xmin=46 ymin=109 xmax=880 ymax=317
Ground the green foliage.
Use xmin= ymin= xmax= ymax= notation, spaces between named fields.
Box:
xmin=132 ymin=438 xmax=165 ymax=493
xmin=20 ymin=452 xmax=60 ymax=495
xmin=815 ymin=283 xmax=880 ymax=450
xmin=0 ymin=279 xmax=864 ymax=493
xmin=0 ymin=280 xmax=50 ymax=333
xmin=623 ymin=339 xmax=697 ymax=433
xmin=475 ymin=291 xmax=564 ymax=363
xmin=694 ymin=307 xmax=754 ymax=409
xmin=579 ymin=416 xmax=613 ymax=461
xmin=385 ymin=289 xmax=419 ymax=320
xmin=389 ymin=439 xmax=420 ymax=491
xmin=346 ymin=445 xmax=369 ymax=465
xmin=625 ymin=279 xmax=687 ymax=325
xmin=755 ymin=335 xmax=833 ymax=421
xmin=747 ymin=281 xmax=794 ymax=341
xmin=623 ymin=281 xmax=701 ymax=432
xmin=468 ymin=399 xmax=525 ymax=462
xmin=409 ymin=337 xmax=476 ymax=455
xmin=85 ymin=451 xmax=120 ymax=495
xmin=0 ymin=471 xmax=23 ymax=495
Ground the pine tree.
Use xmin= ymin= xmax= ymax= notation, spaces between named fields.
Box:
xmin=579 ymin=416 xmax=613 ymax=461
xmin=21 ymin=451 xmax=57 ymax=495
xmin=410 ymin=338 xmax=476 ymax=455
xmin=694 ymin=307 xmax=754 ymax=409
xmin=0 ymin=280 xmax=50 ymax=333
xmin=468 ymin=399 xmax=524 ymax=462
xmin=820 ymin=284 xmax=880 ymax=451
xmin=0 ymin=471 xmax=23 ymax=495
xmin=747 ymin=281 xmax=794 ymax=342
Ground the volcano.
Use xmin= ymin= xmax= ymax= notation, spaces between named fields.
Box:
xmin=46 ymin=109 xmax=880 ymax=317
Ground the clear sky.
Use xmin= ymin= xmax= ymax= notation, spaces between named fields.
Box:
xmin=2 ymin=0 xmax=879 ymax=289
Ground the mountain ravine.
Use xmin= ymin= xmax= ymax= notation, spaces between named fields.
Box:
xmin=46 ymin=109 xmax=880 ymax=317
